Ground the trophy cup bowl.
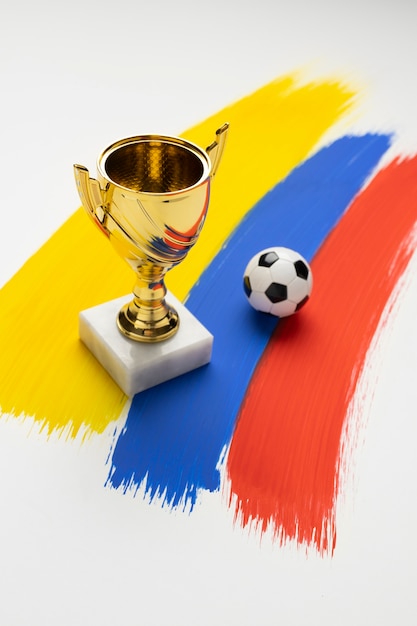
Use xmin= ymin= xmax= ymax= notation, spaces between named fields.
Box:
xmin=74 ymin=124 xmax=229 ymax=343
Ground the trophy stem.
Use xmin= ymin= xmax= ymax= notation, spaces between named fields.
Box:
xmin=117 ymin=273 xmax=179 ymax=342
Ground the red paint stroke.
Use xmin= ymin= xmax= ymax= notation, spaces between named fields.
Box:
xmin=227 ymin=156 xmax=417 ymax=555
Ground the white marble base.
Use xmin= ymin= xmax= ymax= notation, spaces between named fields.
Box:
xmin=79 ymin=293 xmax=213 ymax=396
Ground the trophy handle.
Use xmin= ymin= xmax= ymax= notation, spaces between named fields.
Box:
xmin=206 ymin=123 xmax=229 ymax=177
xmin=73 ymin=164 xmax=109 ymax=236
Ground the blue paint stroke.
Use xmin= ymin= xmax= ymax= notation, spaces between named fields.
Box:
xmin=106 ymin=134 xmax=391 ymax=508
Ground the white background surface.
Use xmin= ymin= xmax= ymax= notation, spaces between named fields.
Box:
xmin=1 ymin=1 xmax=417 ymax=624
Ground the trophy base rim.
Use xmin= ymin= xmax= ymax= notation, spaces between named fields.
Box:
xmin=79 ymin=292 xmax=213 ymax=396
xmin=117 ymin=301 xmax=179 ymax=343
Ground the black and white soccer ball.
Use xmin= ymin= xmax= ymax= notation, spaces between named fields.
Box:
xmin=243 ymin=247 xmax=313 ymax=317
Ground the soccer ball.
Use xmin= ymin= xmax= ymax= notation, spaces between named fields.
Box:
xmin=243 ymin=247 xmax=313 ymax=317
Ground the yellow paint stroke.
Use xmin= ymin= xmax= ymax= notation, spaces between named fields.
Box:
xmin=0 ymin=73 xmax=355 ymax=438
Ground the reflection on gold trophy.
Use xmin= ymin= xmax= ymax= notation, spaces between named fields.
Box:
xmin=74 ymin=124 xmax=228 ymax=342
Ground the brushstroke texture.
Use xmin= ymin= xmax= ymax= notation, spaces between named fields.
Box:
xmin=226 ymin=156 xmax=417 ymax=554
xmin=173 ymin=76 xmax=355 ymax=299
xmin=107 ymin=135 xmax=390 ymax=509
xmin=0 ymin=75 xmax=352 ymax=436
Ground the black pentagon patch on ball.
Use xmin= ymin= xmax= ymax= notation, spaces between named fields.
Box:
xmin=295 ymin=295 xmax=309 ymax=311
xmin=259 ymin=251 xmax=279 ymax=267
xmin=266 ymin=282 xmax=287 ymax=303
xmin=243 ymin=275 xmax=252 ymax=297
xmin=294 ymin=259 xmax=309 ymax=280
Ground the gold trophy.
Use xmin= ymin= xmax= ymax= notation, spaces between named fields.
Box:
xmin=74 ymin=124 xmax=229 ymax=394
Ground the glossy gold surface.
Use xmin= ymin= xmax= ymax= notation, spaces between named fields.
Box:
xmin=74 ymin=124 xmax=229 ymax=342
